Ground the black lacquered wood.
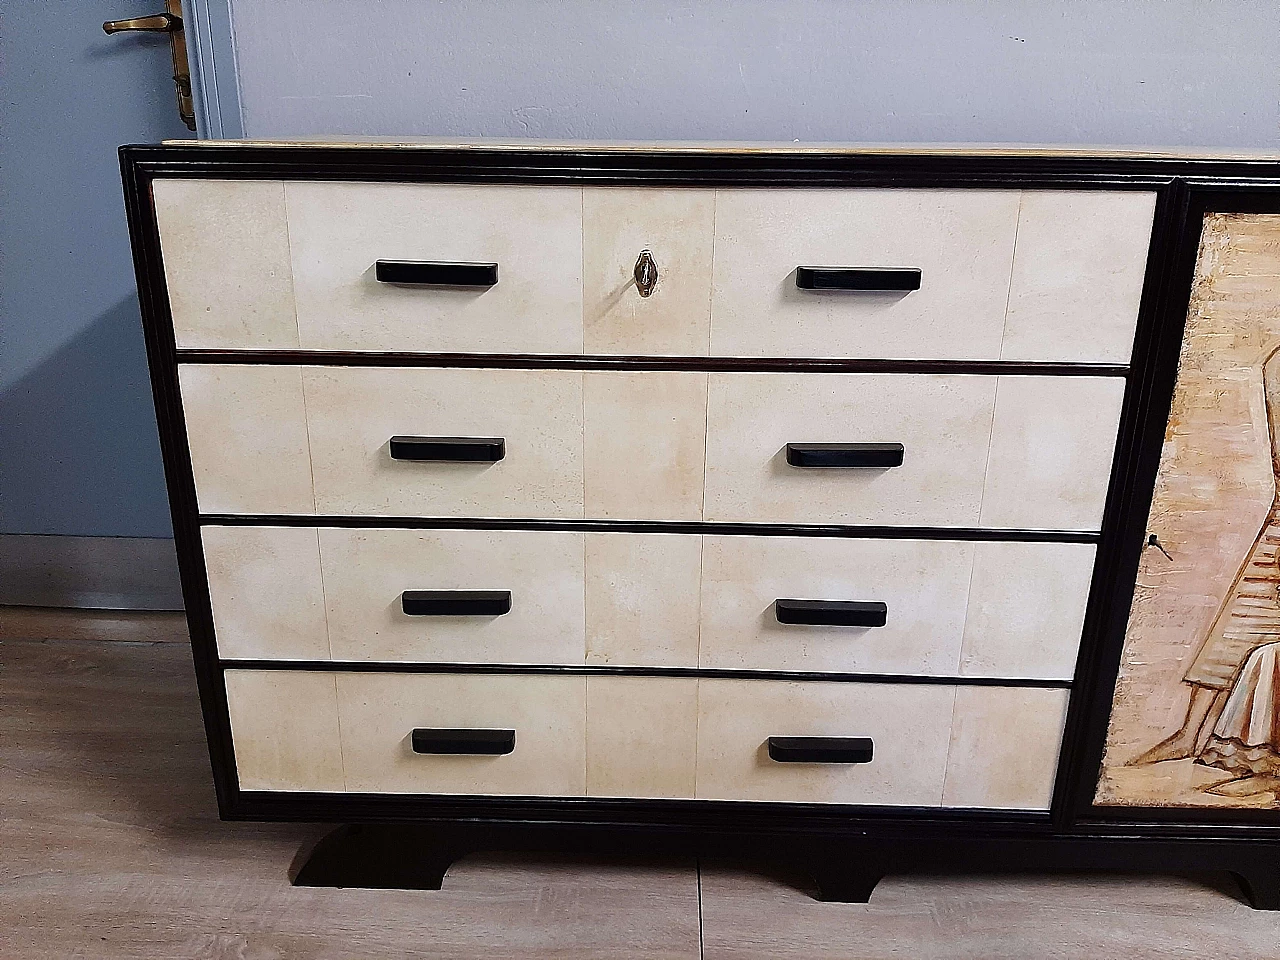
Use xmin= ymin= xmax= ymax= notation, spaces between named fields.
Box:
xmin=768 ymin=737 xmax=875 ymax=764
xmin=796 ymin=266 xmax=921 ymax=291
xmin=786 ymin=442 xmax=905 ymax=468
xmin=375 ymin=260 xmax=498 ymax=286
xmin=411 ymin=728 xmax=516 ymax=755
xmin=402 ymin=590 xmax=511 ymax=617
xmin=389 ymin=436 xmax=505 ymax=462
xmin=775 ymin=599 xmax=888 ymax=627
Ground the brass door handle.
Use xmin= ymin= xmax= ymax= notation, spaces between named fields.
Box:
xmin=102 ymin=1 xmax=194 ymax=131
xmin=103 ymin=13 xmax=182 ymax=34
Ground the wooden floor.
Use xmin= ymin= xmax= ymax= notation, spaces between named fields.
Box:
xmin=3 ymin=606 xmax=1280 ymax=959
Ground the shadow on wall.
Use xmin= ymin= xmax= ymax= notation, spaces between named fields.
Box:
xmin=0 ymin=294 xmax=171 ymax=539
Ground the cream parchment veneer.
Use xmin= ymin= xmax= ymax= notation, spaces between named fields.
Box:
xmin=1001 ymin=191 xmax=1156 ymax=364
xmin=703 ymin=372 xmax=997 ymax=527
xmin=582 ymin=188 xmax=715 ymax=355
xmin=224 ymin=670 xmax=344 ymax=791
xmin=959 ymin=541 xmax=1097 ymax=680
xmin=709 ymin=189 xmax=1022 ymax=360
xmin=700 ymin=536 xmax=1094 ymax=680
xmin=699 ymin=536 xmax=976 ymax=676
xmin=317 ymin=527 xmax=585 ymax=664
xmin=178 ymin=364 xmax=315 ymax=516
xmin=695 ymin=679 xmax=957 ymax=805
xmin=284 ymin=181 xmax=583 ymax=354
xmin=586 ymin=676 xmax=698 ymax=798
xmin=583 ymin=371 xmax=708 ymax=520
xmin=302 ymin=366 xmax=584 ymax=519
xmin=202 ymin=525 xmax=329 ymax=660
xmin=942 ymin=686 xmax=1070 ymax=809
xmin=978 ymin=375 xmax=1127 ymax=531
xmin=584 ymin=532 xmax=701 ymax=667
xmin=696 ymin=680 xmax=1065 ymax=809
xmin=153 ymin=179 xmax=299 ymax=350
xmin=336 ymin=673 xmax=587 ymax=796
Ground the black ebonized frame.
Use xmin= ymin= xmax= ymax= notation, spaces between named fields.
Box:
xmin=120 ymin=142 xmax=1280 ymax=904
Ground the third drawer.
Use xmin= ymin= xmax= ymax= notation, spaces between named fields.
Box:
xmin=204 ymin=525 xmax=1095 ymax=680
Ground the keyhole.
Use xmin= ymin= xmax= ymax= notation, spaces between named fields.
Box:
xmin=634 ymin=249 xmax=658 ymax=298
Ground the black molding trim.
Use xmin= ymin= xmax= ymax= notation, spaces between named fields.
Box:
xmin=176 ymin=349 xmax=1129 ymax=378
xmin=198 ymin=513 xmax=1102 ymax=544
xmin=120 ymin=143 xmax=1280 ymax=867
xmin=218 ymin=659 xmax=1074 ymax=688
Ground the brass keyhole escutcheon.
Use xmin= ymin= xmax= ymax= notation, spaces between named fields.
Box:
xmin=634 ymin=249 xmax=658 ymax=298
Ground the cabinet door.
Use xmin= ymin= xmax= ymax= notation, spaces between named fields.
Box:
xmin=1098 ymin=212 xmax=1280 ymax=811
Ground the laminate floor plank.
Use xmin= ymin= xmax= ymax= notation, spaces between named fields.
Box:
xmin=698 ymin=862 xmax=1280 ymax=960
xmin=0 ymin=632 xmax=700 ymax=960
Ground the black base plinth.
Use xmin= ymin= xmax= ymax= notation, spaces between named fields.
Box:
xmin=291 ymin=821 xmax=1280 ymax=909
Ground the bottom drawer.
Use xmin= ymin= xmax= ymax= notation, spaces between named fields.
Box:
xmin=223 ymin=671 xmax=1067 ymax=809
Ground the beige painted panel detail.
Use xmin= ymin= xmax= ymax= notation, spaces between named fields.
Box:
xmin=202 ymin=526 xmax=329 ymax=660
xmin=178 ymin=364 xmax=315 ymax=515
xmin=960 ymin=541 xmax=1097 ymax=680
xmin=318 ymin=527 xmax=585 ymax=664
xmin=699 ymin=536 xmax=975 ymax=675
xmin=285 ymin=182 xmax=583 ymax=354
xmin=980 ymin=376 xmax=1126 ymax=530
xmin=153 ymin=179 xmax=299 ymax=350
xmin=583 ymin=187 xmax=715 ymax=355
xmin=704 ymin=372 xmax=997 ymax=526
xmin=695 ymin=679 xmax=956 ymax=804
xmin=302 ymin=366 xmax=584 ymax=518
xmin=709 ymin=189 xmax=1021 ymax=360
xmin=586 ymin=676 xmax=698 ymax=798
xmin=585 ymin=533 xmax=701 ymax=667
xmin=943 ymin=686 xmax=1069 ymax=809
xmin=1002 ymin=191 xmax=1156 ymax=364
xmin=584 ymin=371 xmax=708 ymax=520
xmin=224 ymin=670 xmax=344 ymax=791
xmin=336 ymin=673 xmax=587 ymax=796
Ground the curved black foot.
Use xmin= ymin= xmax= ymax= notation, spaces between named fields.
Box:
xmin=1231 ymin=866 xmax=1280 ymax=910
xmin=809 ymin=860 xmax=885 ymax=902
xmin=292 ymin=824 xmax=466 ymax=890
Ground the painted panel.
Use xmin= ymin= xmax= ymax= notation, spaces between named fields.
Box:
xmin=1098 ymin=213 xmax=1280 ymax=809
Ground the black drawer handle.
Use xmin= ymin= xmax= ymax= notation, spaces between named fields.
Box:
xmin=786 ymin=443 xmax=904 ymax=468
xmin=375 ymin=260 xmax=498 ymax=286
xmin=795 ymin=266 xmax=921 ymax=291
xmin=775 ymin=599 xmax=887 ymax=628
xmin=412 ymin=728 xmax=515 ymax=755
xmin=402 ymin=590 xmax=512 ymax=617
xmin=390 ymin=436 xmax=505 ymax=462
xmin=768 ymin=736 xmax=874 ymax=764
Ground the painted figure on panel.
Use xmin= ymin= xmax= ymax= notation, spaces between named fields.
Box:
xmin=1097 ymin=213 xmax=1280 ymax=809
xmin=1131 ymin=346 xmax=1280 ymax=798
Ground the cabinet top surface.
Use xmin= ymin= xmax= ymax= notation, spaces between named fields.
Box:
xmin=158 ymin=137 xmax=1280 ymax=161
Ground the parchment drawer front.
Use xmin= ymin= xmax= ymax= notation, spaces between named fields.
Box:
xmin=225 ymin=670 xmax=344 ymax=792
xmin=695 ymin=679 xmax=956 ymax=805
xmin=704 ymin=372 xmax=1123 ymax=529
xmin=699 ymin=536 xmax=1095 ymax=680
xmin=317 ymin=527 xmax=586 ymax=664
xmin=285 ymin=182 xmax=583 ymax=354
xmin=695 ymin=680 xmax=1067 ymax=809
xmin=179 ymin=364 xmax=315 ymax=516
xmin=303 ymin=366 xmax=584 ymax=519
xmin=154 ymin=179 xmax=299 ymax=350
xmin=710 ymin=189 xmax=1022 ymax=361
xmin=336 ymin=673 xmax=587 ymax=796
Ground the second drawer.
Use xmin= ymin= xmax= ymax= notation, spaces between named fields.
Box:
xmin=204 ymin=525 xmax=1094 ymax=679
xmin=179 ymin=364 xmax=1125 ymax=530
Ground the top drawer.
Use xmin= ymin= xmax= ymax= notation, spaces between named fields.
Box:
xmin=154 ymin=180 xmax=1154 ymax=363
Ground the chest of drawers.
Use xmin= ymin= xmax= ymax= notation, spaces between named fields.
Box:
xmin=123 ymin=141 xmax=1280 ymax=906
